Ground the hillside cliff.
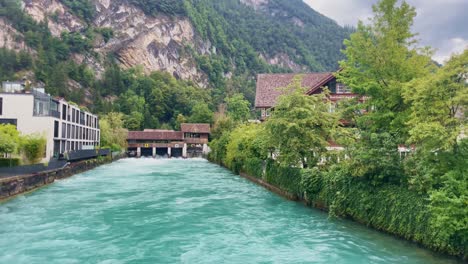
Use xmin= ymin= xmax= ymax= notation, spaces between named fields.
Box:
xmin=0 ymin=0 xmax=351 ymax=105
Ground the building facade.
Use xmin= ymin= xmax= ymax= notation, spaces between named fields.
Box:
xmin=127 ymin=123 xmax=210 ymax=158
xmin=254 ymin=72 xmax=362 ymax=120
xmin=0 ymin=83 xmax=100 ymax=162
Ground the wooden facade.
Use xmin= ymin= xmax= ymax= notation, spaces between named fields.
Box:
xmin=254 ymin=72 xmax=362 ymax=120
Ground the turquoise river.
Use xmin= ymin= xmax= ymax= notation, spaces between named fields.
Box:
xmin=0 ymin=159 xmax=461 ymax=263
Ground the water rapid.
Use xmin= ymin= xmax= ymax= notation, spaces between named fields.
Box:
xmin=0 ymin=159 xmax=459 ymax=263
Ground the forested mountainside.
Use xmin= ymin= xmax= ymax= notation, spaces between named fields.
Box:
xmin=0 ymin=0 xmax=351 ymax=128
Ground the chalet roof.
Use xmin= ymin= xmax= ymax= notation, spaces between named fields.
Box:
xmin=181 ymin=123 xmax=211 ymax=134
xmin=128 ymin=130 xmax=184 ymax=141
xmin=254 ymin=72 xmax=334 ymax=108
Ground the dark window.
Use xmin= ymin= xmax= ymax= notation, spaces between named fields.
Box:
xmin=54 ymin=140 xmax=60 ymax=157
xmin=72 ymin=109 xmax=75 ymax=123
xmin=327 ymin=79 xmax=337 ymax=94
xmin=80 ymin=111 xmax=85 ymax=125
xmin=62 ymin=122 xmax=66 ymax=138
xmin=62 ymin=105 xmax=67 ymax=120
xmin=54 ymin=121 xmax=59 ymax=138
xmin=0 ymin=97 xmax=3 ymax=115
xmin=0 ymin=118 xmax=17 ymax=126
xmin=67 ymin=124 xmax=71 ymax=138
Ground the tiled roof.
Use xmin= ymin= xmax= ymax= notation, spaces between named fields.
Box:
xmin=254 ymin=73 xmax=334 ymax=108
xmin=128 ymin=130 xmax=184 ymax=140
xmin=181 ymin=123 xmax=211 ymax=134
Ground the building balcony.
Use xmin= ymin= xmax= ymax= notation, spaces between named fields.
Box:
xmin=33 ymin=109 xmax=61 ymax=118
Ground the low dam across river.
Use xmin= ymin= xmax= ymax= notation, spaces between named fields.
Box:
xmin=0 ymin=159 xmax=460 ymax=263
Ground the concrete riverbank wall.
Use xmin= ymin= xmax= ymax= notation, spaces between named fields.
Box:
xmin=0 ymin=154 xmax=126 ymax=202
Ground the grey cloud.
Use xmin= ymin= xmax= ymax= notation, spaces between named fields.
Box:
xmin=303 ymin=0 xmax=468 ymax=63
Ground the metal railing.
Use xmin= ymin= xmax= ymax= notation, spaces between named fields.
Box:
xmin=0 ymin=160 xmax=68 ymax=178
xmin=67 ymin=149 xmax=111 ymax=162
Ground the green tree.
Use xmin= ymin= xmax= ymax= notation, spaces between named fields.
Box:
xmin=224 ymin=123 xmax=269 ymax=173
xmin=225 ymin=93 xmax=251 ymax=122
xmin=265 ymin=76 xmax=338 ymax=168
xmin=0 ymin=124 xmax=20 ymax=161
xmin=175 ymin=114 xmax=187 ymax=130
xmin=124 ymin=111 xmax=144 ymax=130
xmin=189 ymin=103 xmax=214 ymax=124
xmin=100 ymin=112 xmax=128 ymax=150
xmin=338 ymin=0 xmax=434 ymax=141
xmin=404 ymin=50 xmax=467 ymax=152
xmin=428 ymin=139 xmax=468 ymax=256
xmin=61 ymin=0 xmax=95 ymax=23
xmin=118 ymin=90 xmax=146 ymax=115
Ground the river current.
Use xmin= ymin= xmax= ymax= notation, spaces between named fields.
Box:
xmin=0 ymin=159 xmax=459 ymax=263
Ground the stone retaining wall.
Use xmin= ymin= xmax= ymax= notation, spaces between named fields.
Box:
xmin=0 ymin=156 xmax=124 ymax=202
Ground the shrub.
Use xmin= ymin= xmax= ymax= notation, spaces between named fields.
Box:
xmin=0 ymin=158 xmax=21 ymax=167
xmin=21 ymin=135 xmax=47 ymax=164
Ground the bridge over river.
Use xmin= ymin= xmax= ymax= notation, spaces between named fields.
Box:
xmin=0 ymin=159 xmax=460 ymax=263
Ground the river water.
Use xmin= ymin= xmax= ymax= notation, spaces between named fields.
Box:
xmin=0 ymin=159 xmax=460 ymax=263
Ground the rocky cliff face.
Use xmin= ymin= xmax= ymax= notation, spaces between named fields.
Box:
xmin=0 ymin=18 xmax=31 ymax=52
xmin=17 ymin=0 xmax=208 ymax=86
xmin=263 ymin=53 xmax=308 ymax=72
xmin=23 ymin=0 xmax=84 ymax=37
xmin=0 ymin=0 xmax=316 ymax=88
xmin=93 ymin=0 xmax=208 ymax=86
xmin=240 ymin=0 xmax=268 ymax=10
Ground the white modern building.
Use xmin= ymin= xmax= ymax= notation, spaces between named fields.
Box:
xmin=0 ymin=82 xmax=100 ymax=162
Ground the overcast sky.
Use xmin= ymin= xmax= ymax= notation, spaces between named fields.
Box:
xmin=304 ymin=0 xmax=468 ymax=63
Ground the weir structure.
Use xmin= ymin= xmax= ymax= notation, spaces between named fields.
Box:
xmin=126 ymin=123 xmax=210 ymax=158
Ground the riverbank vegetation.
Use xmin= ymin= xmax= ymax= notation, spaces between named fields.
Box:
xmin=209 ymin=0 xmax=467 ymax=259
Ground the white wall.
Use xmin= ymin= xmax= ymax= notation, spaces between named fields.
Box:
xmin=0 ymin=94 xmax=55 ymax=162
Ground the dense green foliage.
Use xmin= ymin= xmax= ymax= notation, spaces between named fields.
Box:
xmin=301 ymin=166 xmax=438 ymax=249
xmin=181 ymin=0 xmax=352 ymax=102
xmin=130 ymin=0 xmax=186 ymax=16
xmin=60 ymin=0 xmax=95 ymax=23
xmin=99 ymin=112 xmax=128 ymax=151
xmin=225 ymin=93 xmax=251 ymax=122
xmin=0 ymin=124 xmax=47 ymax=165
xmin=0 ymin=158 xmax=20 ymax=167
xmin=0 ymin=48 xmax=33 ymax=80
xmin=21 ymin=135 xmax=47 ymax=164
xmin=185 ymin=0 xmax=351 ymax=71
xmin=0 ymin=124 xmax=20 ymax=156
xmin=265 ymin=77 xmax=338 ymax=168
xmin=209 ymin=0 xmax=467 ymax=259
xmin=95 ymin=68 xmax=213 ymax=130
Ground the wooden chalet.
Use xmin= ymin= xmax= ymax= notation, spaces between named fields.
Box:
xmin=254 ymin=72 xmax=361 ymax=120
